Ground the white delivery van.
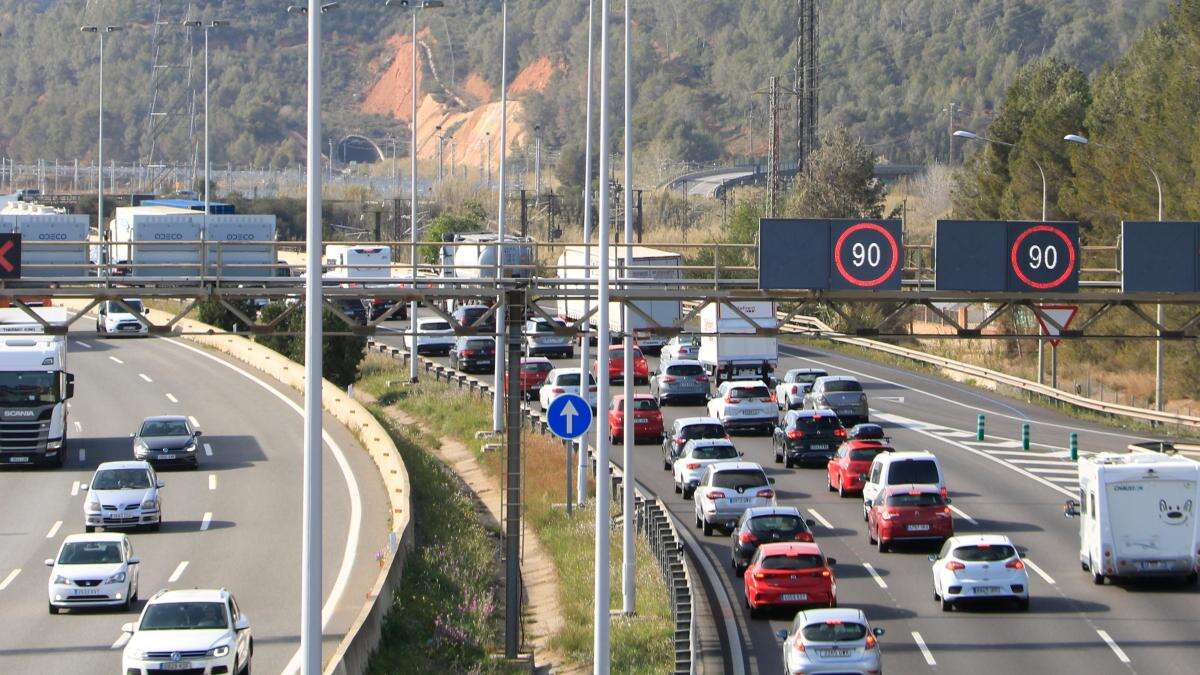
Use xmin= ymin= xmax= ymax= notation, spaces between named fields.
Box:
xmin=861 ymin=451 xmax=947 ymax=521
xmin=1067 ymin=452 xmax=1200 ymax=585
xmin=697 ymin=300 xmax=778 ymax=383
xmin=0 ymin=204 xmax=91 ymax=277
xmin=324 ymin=245 xmax=392 ymax=280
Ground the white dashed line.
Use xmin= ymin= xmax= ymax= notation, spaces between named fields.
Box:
xmin=188 ymin=416 xmax=200 ymax=428
xmin=200 ymin=512 xmax=212 ymax=531
xmin=73 ymin=421 xmax=82 ymax=432
xmin=0 ymin=568 xmax=21 ymax=591
xmin=167 ymin=561 xmax=188 ymax=583
xmin=1009 ymin=458 xmax=1077 ymax=466
xmin=1096 ymin=629 xmax=1131 ymax=664
xmin=109 ymin=356 xmax=124 ymax=364
xmin=45 ymin=521 xmax=62 ymax=539
xmin=912 ymin=631 xmax=937 ymax=666
xmin=208 ymin=474 xmax=217 ymax=491
xmin=862 ymin=562 xmax=888 ymax=589
xmin=74 ymin=340 xmax=92 ymax=349
xmin=70 ymin=480 xmax=80 ymax=496
xmin=138 ymin=373 xmax=153 ymax=383
xmin=111 ymin=633 xmax=130 ymax=650
xmin=1028 ymin=467 xmax=1079 ymax=476
xmin=948 ymin=504 xmax=977 ymax=525
xmin=165 ymin=393 xmax=179 ymax=403
xmin=78 ymin=448 xmax=86 ymax=463
xmin=203 ymin=443 xmax=213 ymax=457
xmin=1023 ymin=557 xmax=1056 ymax=585
xmin=806 ymin=508 xmax=833 ymax=529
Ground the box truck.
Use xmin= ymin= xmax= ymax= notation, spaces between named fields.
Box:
xmin=0 ymin=307 xmax=74 ymax=467
xmin=555 ymin=245 xmax=682 ymax=353
xmin=1067 ymin=452 xmax=1200 ymax=585
xmin=108 ymin=206 xmax=204 ymax=277
xmin=204 ymin=215 xmax=277 ymax=277
xmin=697 ymin=300 xmax=778 ymax=383
xmin=0 ymin=203 xmax=91 ymax=277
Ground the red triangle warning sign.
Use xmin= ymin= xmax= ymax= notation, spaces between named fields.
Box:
xmin=1035 ymin=304 xmax=1078 ymax=347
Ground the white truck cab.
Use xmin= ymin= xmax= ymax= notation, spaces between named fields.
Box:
xmin=1066 ymin=452 xmax=1200 ymax=585
xmin=0 ymin=308 xmax=75 ymax=467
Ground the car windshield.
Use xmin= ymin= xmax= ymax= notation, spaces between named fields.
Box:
xmin=682 ymin=424 xmax=726 ymax=440
xmin=91 ymin=469 xmax=151 ymax=490
xmin=888 ymin=459 xmax=940 ymax=485
xmin=954 ymin=545 xmax=1017 ymax=562
xmin=850 ymin=446 xmax=892 ymax=462
xmin=666 ymin=363 xmax=705 ymax=376
xmin=761 ymin=554 xmax=823 ymax=570
xmin=750 ymin=515 xmax=805 ymax=535
xmin=712 ymin=469 xmax=767 ymax=490
xmin=793 ymin=416 xmax=843 ymax=432
xmin=108 ymin=300 xmax=144 ymax=314
xmin=691 ymin=444 xmax=738 ymax=460
xmin=139 ymin=602 xmax=229 ymax=631
xmin=522 ymin=362 xmax=552 ymax=373
xmin=730 ymin=386 xmax=770 ymax=400
xmin=422 ymin=321 xmax=452 ymax=331
xmin=822 ymin=380 xmax=863 ymax=393
xmin=677 ymin=336 xmax=699 ymax=346
xmin=58 ymin=541 xmax=123 ymax=565
xmin=886 ymin=492 xmax=944 ymax=507
xmin=139 ymin=420 xmax=189 ymax=437
xmin=801 ymin=622 xmax=868 ymax=642
xmin=0 ymin=371 xmax=58 ymax=406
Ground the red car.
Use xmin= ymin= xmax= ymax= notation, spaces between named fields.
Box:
xmin=608 ymin=394 xmax=664 ymax=444
xmin=594 ymin=345 xmax=650 ymax=385
xmin=827 ymin=441 xmax=894 ymax=497
xmin=866 ymin=484 xmax=954 ymax=552
xmin=519 ymin=357 xmax=554 ymax=400
xmin=743 ymin=542 xmax=837 ymax=618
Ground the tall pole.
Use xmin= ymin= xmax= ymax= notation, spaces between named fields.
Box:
xmin=534 ymin=127 xmax=542 ymax=200
xmin=620 ymin=0 xmax=636 ymax=616
xmin=204 ymin=26 xmax=210 ymax=236
xmin=577 ymin=0 xmax=596 ymax=508
xmin=492 ymin=1 xmax=509 ymax=433
xmin=1152 ymin=167 xmax=1164 ymax=412
xmin=98 ymin=31 xmax=105 ymax=252
xmin=593 ymin=0 xmax=613 ymax=671
xmin=409 ymin=6 xmax=420 ymax=384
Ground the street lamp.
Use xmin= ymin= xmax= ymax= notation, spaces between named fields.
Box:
xmin=577 ymin=0 xmax=597 ymax=509
xmin=954 ymin=130 xmax=1047 ymax=221
xmin=183 ymin=19 xmax=229 ymax=274
xmin=80 ymin=25 xmax=121 ymax=265
xmin=1065 ymin=132 xmax=1166 ymax=412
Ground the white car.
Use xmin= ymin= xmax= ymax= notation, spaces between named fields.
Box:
xmin=538 ymin=367 xmax=598 ymax=411
xmin=774 ymin=608 xmax=884 ymax=675
xmin=83 ymin=461 xmax=163 ymax=533
xmin=930 ymin=534 xmax=1030 ymax=611
xmin=774 ymin=368 xmax=828 ymax=410
xmin=96 ymin=298 xmax=149 ymax=337
xmin=693 ymin=461 xmax=776 ymax=535
xmin=46 ymin=533 xmax=140 ymax=613
xmin=661 ymin=334 xmax=700 ymax=361
xmin=122 ymin=588 xmax=253 ymax=675
xmin=404 ymin=316 xmax=456 ymax=356
xmin=706 ymin=381 xmax=777 ymax=435
xmin=673 ymin=438 xmax=741 ymax=499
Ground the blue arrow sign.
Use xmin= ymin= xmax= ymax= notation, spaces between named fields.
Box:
xmin=546 ymin=394 xmax=593 ymax=440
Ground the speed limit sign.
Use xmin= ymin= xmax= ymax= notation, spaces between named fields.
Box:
xmin=758 ymin=218 xmax=903 ymax=290
xmin=1008 ymin=222 xmax=1079 ymax=292
xmin=830 ymin=220 xmax=903 ymax=290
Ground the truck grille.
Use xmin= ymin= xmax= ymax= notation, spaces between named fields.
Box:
xmin=0 ymin=415 xmax=51 ymax=452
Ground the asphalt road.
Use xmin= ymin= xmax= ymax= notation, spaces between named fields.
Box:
xmin=378 ymin=312 xmax=1200 ymax=675
xmin=0 ymin=330 xmax=389 ymax=674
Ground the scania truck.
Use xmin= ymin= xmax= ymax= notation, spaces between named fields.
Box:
xmin=0 ymin=307 xmax=75 ymax=467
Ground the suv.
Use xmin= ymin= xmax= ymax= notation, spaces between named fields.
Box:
xmin=122 ymin=588 xmax=253 ymax=675
xmin=707 ymin=381 xmax=777 ymax=435
xmin=133 ymin=415 xmax=203 ymax=469
xmin=774 ymin=368 xmax=827 ymax=410
xmin=650 ymin=359 xmax=709 ymax=406
xmin=772 ymin=410 xmax=846 ymax=468
xmin=525 ymin=318 xmax=574 ymax=358
xmin=673 ymin=438 xmax=741 ymax=498
xmin=82 ymin=461 xmax=163 ymax=532
xmin=693 ymin=461 xmax=776 ymax=535
xmin=662 ymin=417 xmax=727 ymax=470
xmin=97 ymin=299 xmax=149 ymax=337
xmin=804 ymin=376 xmax=869 ymax=427
xmin=450 ymin=336 xmax=496 ymax=373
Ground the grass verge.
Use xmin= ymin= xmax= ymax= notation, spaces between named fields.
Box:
xmin=359 ymin=354 xmax=675 ymax=673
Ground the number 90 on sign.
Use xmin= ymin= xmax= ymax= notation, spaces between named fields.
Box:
xmin=830 ymin=220 xmax=903 ymax=290
xmin=1009 ymin=223 xmax=1079 ymax=292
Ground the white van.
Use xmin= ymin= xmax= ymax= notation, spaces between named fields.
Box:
xmin=861 ymin=451 xmax=947 ymax=521
xmin=1066 ymin=452 xmax=1200 ymax=585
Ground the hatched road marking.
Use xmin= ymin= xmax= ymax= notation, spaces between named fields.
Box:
xmin=109 ymin=356 xmax=124 ymax=364
xmin=204 ymin=443 xmax=213 ymax=457
xmin=166 ymin=393 xmax=179 ymax=403
xmin=200 ymin=512 xmax=212 ymax=531
xmin=138 ymin=373 xmax=153 ymax=383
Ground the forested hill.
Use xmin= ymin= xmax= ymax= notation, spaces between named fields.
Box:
xmin=0 ymin=1 xmax=1169 ymax=169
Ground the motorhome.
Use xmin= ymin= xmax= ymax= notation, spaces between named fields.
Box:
xmin=0 ymin=307 xmax=75 ymax=467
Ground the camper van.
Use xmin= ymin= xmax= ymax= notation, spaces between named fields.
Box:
xmin=1066 ymin=452 xmax=1200 ymax=585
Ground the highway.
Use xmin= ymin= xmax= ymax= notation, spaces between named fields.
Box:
xmin=0 ymin=329 xmax=390 ymax=674
xmin=378 ymin=312 xmax=1200 ymax=675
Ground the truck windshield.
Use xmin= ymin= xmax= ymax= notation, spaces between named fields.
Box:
xmin=0 ymin=372 xmax=59 ymax=405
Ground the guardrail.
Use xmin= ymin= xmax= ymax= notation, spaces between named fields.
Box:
xmin=365 ymin=338 xmax=698 ymax=673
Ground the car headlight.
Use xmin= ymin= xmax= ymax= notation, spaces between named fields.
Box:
xmin=141 ymin=497 xmax=157 ymax=510
xmin=53 ymin=575 xmax=69 ymax=585
xmin=134 ymin=442 xmax=147 ymax=453
xmin=184 ymin=440 xmax=196 ymax=453
xmin=86 ymin=499 xmax=101 ymax=513
xmin=103 ymin=571 xmax=126 ymax=584
xmin=209 ymin=645 xmax=230 ymax=658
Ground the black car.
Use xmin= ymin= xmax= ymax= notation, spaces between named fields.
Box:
xmin=452 ymin=305 xmax=496 ymax=334
xmin=132 ymin=415 xmax=202 ymax=469
xmin=662 ymin=418 xmax=728 ymax=470
xmin=450 ymin=337 xmax=496 ymax=373
xmin=847 ymin=423 xmax=887 ymax=441
xmin=730 ymin=506 xmax=816 ymax=574
xmin=333 ymin=298 xmax=369 ymax=325
xmin=772 ymin=409 xmax=847 ymax=468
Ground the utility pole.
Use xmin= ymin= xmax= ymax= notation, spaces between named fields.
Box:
xmin=767 ymin=75 xmax=781 ymax=217
xmin=796 ymin=0 xmax=819 ymax=167
xmin=577 ymin=0 xmax=597 ymax=510
xmin=943 ymin=102 xmax=961 ymax=164
xmin=620 ymin=0 xmax=636 ymax=617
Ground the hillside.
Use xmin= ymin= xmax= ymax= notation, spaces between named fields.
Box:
xmin=0 ymin=0 xmax=1169 ymax=175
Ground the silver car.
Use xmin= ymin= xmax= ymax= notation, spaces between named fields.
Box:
xmin=650 ymin=359 xmax=709 ymax=406
xmin=774 ymin=368 xmax=828 ymax=410
xmin=693 ymin=461 xmax=776 ymax=535
xmin=775 ymin=608 xmax=884 ymax=675
xmin=661 ymin=335 xmax=700 ymax=361
xmin=804 ymin=376 xmax=870 ymax=427
xmin=525 ymin=318 xmax=574 ymax=359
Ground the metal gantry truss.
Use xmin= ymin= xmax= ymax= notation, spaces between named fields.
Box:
xmin=142 ymin=0 xmax=200 ymax=193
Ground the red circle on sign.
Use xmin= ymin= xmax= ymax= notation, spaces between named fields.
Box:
xmin=833 ymin=222 xmax=900 ymax=288
xmin=1010 ymin=225 xmax=1076 ymax=290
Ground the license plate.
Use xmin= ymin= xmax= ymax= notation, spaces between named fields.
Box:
xmin=6 ymin=456 xmax=29 ymax=463
xmin=973 ymin=586 xmax=1001 ymax=595
xmin=809 ymin=444 xmax=829 ymax=450
xmin=728 ymin=497 xmax=751 ymax=504
xmin=162 ymin=663 xmax=194 ymax=671
xmin=839 ymin=408 xmax=857 ymax=415
xmin=73 ymin=588 xmax=102 ymax=596
xmin=159 ymin=454 xmax=175 ymax=460
xmin=1137 ymin=561 xmax=1167 ymax=571
xmin=780 ymin=593 xmax=808 ymax=602
xmin=907 ymin=524 xmax=931 ymax=531
xmin=635 ymin=419 xmax=649 ymax=424
xmin=817 ymin=648 xmax=851 ymax=657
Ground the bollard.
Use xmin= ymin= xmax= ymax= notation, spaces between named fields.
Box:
xmin=1021 ymin=423 xmax=1030 ymax=451
xmin=976 ymin=414 xmax=985 ymax=441
xmin=1069 ymin=432 xmax=1079 ymax=461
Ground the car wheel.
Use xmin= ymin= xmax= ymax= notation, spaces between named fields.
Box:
xmin=674 ymin=480 xmax=681 ymax=494
xmin=827 ymin=480 xmax=835 ymax=492
xmin=774 ymin=450 xmax=783 ymax=464
xmin=746 ymin=596 xmax=761 ymax=620
xmin=1092 ymin=570 xmax=1105 ymax=585
xmin=683 ymin=487 xmax=694 ymax=500
xmin=878 ymin=537 xmax=889 ymax=553
xmin=695 ymin=513 xmax=702 ymax=529
xmin=1015 ymin=597 xmax=1030 ymax=611
xmin=149 ymin=519 xmax=161 ymax=533
xmin=663 ymin=458 xmax=671 ymax=470
xmin=122 ymin=593 xmax=131 ymax=611
xmin=784 ymin=458 xmax=793 ymax=469
xmin=702 ymin=520 xmax=714 ymax=536
xmin=1186 ymin=572 xmax=1199 ymax=586
xmin=85 ymin=526 xmax=95 ymax=533
xmin=940 ymin=598 xmax=954 ymax=612
xmin=48 ymin=602 xmax=59 ymax=615
xmin=837 ymin=482 xmax=846 ymax=498
xmin=933 ymin=589 xmax=940 ymax=603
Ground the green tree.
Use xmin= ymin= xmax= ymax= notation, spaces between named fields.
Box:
xmin=787 ymin=127 xmax=886 ymax=219
xmin=255 ymin=302 xmax=366 ymax=388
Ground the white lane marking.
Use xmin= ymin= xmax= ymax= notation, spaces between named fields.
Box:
xmin=1096 ymin=629 xmax=1131 ymax=664
xmin=109 ymin=356 xmax=124 ymax=364
xmin=188 ymin=416 xmax=200 ymax=428
xmin=0 ymin=568 xmax=21 ymax=590
xmin=912 ymin=631 xmax=937 ymax=666
xmin=208 ymin=474 xmax=217 ymax=491
xmin=111 ymin=632 xmax=131 ymax=650
xmin=806 ymin=508 xmax=833 ymax=529
xmin=45 ymin=521 xmax=63 ymax=539
xmin=1044 ymin=475 xmax=1081 ymax=484
xmin=70 ymin=480 xmax=80 ymax=496
xmin=862 ymin=562 xmax=888 ymax=589
xmin=1009 ymin=458 xmax=1079 ymax=466
xmin=78 ymin=448 xmax=86 ymax=463
xmin=138 ymin=373 xmax=153 ymax=383
xmin=1028 ymin=467 xmax=1080 ymax=476
xmin=165 ymin=339 xmax=362 ymax=675
xmin=203 ymin=443 xmax=213 ymax=457
xmin=200 ymin=512 xmax=212 ymax=531
xmin=1023 ymin=557 xmax=1056 ymax=585
xmin=73 ymin=420 xmax=82 ymax=432
xmin=963 ymin=439 xmax=1024 ymax=449
xmin=167 ymin=561 xmax=188 ymax=583
xmin=948 ymin=504 xmax=977 ymax=525
xmin=165 ymin=393 xmax=179 ymax=403
xmin=75 ymin=340 xmax=92 ymax=349
xmin=933 ymin=429 xmax=977 ymax=439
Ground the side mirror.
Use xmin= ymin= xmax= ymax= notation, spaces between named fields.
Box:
xmin=143 ymin=308 xmax=150 ymax=315
xmin=927 ymin=553 xmax=938 ymax=562
xmin=873 ymin=627 xmax=885 ymax=638
xmin=1064 ymin=500 xmax=1080 ymax=518
xmin=156 ymin=480 xmax=165 ymax=489
xmin=738 ymin=452 xmax=745 ymax=457
xmin=66 ymin=373 xmax=76 ymax=399
xmin=774 ymin=629 xmax=788 ymax=641
xmin=44 ymin=558 xmax=54 ymax=567
xmin=805 ymin=518 xmax=816 ymax=528
xmin=129 ymin=557 xmax=141 ymax=565
xmin=858 ymin=473 xmax=868 ymax=482
xmin=768 ymin=477 xmax=776 ymax=485
xmin=194 ymin=430 xmax=203 ymax=437
xmin=235 ymin=615 xmax=250 ymax=631
xmin=826 ymin=557 xmax=837 ymax=566
xmin=944 ymin=498 xmax=952 ymax=505
xmin=129 ymin=433 xmax=135 ymax=438
xmin=121 ymin=622 xmax=134 ymax=634
xmin=80 ymin=483 xmax=88 ymax=491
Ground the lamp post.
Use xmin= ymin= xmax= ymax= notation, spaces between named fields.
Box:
xmin=620 ymin=0 xmax=636 ymax=617
xmin=1065 ymin=133 xmax=1166 ymax=412
xmin=435 ymin=125 xmax=444 ymax=183
xmin=491 ymin=0 xmax=510 ymax=434
xmin=534 ymin=123 xmax=542 ymax=203
xmin=184 ymin=19 xmax=229 ymax=275
xmin=81 ymin=25 xmax=121 ymax=266
xmin=577 ymin=0 xmax=596 ymax=508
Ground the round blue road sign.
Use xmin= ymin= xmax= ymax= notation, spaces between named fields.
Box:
xmin=546 ymin=394 xmax=593 ymax=440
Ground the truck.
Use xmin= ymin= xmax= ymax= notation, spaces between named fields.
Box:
xmin=441 ymin=233 xmax=536 ymax=280
xmin=107 ymin=206 xmax=204 ymax=277
xmin=1067 ymin=452 xmax=1200 ymax=585
xmin=0 ymin=307 xmax=75 ymax=467
xmin=204 ymin=215 xmax=277 ymax=277
xmin=697 ymin=300 xmax=778 ymax=383
xmin=324 ymin=244 xmax=393 ymax=280
xmin=555 ymin=245 xmax=682 ymax=353
xmin=0 ymin=203 xmax=91 ymax=277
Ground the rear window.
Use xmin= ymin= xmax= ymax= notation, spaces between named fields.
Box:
xmin=822 ymin=380 xmax=863 ymax=393
xmin=887 ymin=459 xmax=940 ymax=485
xmin=555 ymin=373 xmax=596 ymax=387
xmin=422 ymin=321 xmax=451 ymax=331
xmin=749 ymin=515 xmax=806 ymax=535
xmin=886 ymin=492 xmax=944 ymax=507
xmin=761 ymin=554 xmax=823 ymax=570
xmin=789 ymin=370 xmax=825 ymax=383
xmin=464 ymin=339 xmax=493 ymax=349
xmin=712 ymin=469 xmax=768 ymax=490
xmin=793 ymin=415 xmax=843 ymax=432
xmin=850 ymin=424 xmax=885 ymax=440
xmin=666 ymin=364 xmax=705 ymax=376
xmin=954 ymin=545 xmax=1016 ymax=562
xmin=691 ymin=444 xmax=738 ymax=461
xmin=682 ymin=424 xmax=725 ymax=440
xmin=730 ymin=386 xmax=771 ymax=400
xmin=801 ymin=622 xmax=867 ymax=643
xmin=522 ymin=362 xmax=552 ymax=373
xmin=532 ymin=320 xmax=563 ymax=333
xmin=630 ymin=399 xmax=659 ymax=411
xmin=850 ymin=447 xmax=891 ymax=462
